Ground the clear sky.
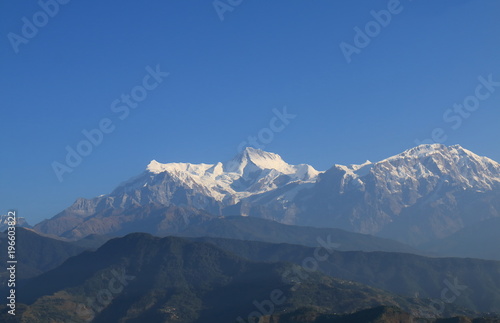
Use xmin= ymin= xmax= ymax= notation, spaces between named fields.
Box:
xmin=1 ymin=0 xmax=500 ymax=225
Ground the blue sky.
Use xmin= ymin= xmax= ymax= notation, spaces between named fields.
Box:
xmin=1 ymin=0 xmax=500 ymax=225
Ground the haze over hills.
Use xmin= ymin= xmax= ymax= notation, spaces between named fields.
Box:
xmin=3 ymin=228 xmax=500 ymax=321
xmin=0 ymin=228 xmax=86 ymax=286
xmin=174 ymin=216 xmax=424 ymax=255
xmin=194 ymin=236 xmax=500 ymax=313
xmin=9 ymin=224 xmax=500 ymax=314
xmin=421 ymin=216 xmax=500 ymax=260
xmin=4 ymin=234 xmax=481 ymax=322
xmin=24 ymin=212 xmax=428 ymax=254
xmin=33 ymin=144 xmax=500 ymax=247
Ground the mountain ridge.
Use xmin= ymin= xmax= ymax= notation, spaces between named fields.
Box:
xmin=33 ymin=144 xmax=500 ymax=245
xmin=8 ymin=233 xmax=480 ymax=322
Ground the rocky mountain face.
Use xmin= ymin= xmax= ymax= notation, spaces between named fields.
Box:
xmin=34 ymin=144 xmax=500 ymax=245
xmin=293 ymin=144 xmax=500 ymax=244
xmin=34 ymin=147 xmax=320 ymax=239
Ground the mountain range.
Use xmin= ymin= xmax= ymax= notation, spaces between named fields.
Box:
xmin=4 ymin=222 xmax=500 ymax=321
xmin=33 ymin=144 xmax=500 ymax=248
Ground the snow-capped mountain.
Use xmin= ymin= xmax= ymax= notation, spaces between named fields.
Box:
xmin=34 ymin=144 xmax=500 ymax=244
xmin=34 ymin=147 xmax=321 ymax=238
xmin=98 ymin=147 xmax=319 ymax=212
xmin=293 ymin=144 xmax=500 ymax=244
xmin=124 ymin=147 xmax=318 ymax=202
xmin=329 ymin=143 xmax=500 ymax=209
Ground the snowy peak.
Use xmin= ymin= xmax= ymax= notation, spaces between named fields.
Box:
xmin=335 ymin=160 xmax=373 ymax=177
xmin=328 ymin=144 xmax=500 ymax=196
xmin=146 ymin=160 xmax=213 ymax=176
xmin=368 ymin=144 xmax=500 ymax=192
xmin=223 ymin=147 xmax=295 ymax=174
xmin=382 ymin=144 xmax=494 ymax=164
xmin=389 ymin=143 xmax=447 ymax=160
xmin=135 ymin=148 xmax=321 ymax=204
xmin=380 ymin=144 xmax=500 ymax=171
xmin=146 ymin=147 xmax=320 ymax=181
xmin=147 ymin=160 xmax=163 ymax=173
xmin=128 ymin=145 xmax=500 ymax=201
